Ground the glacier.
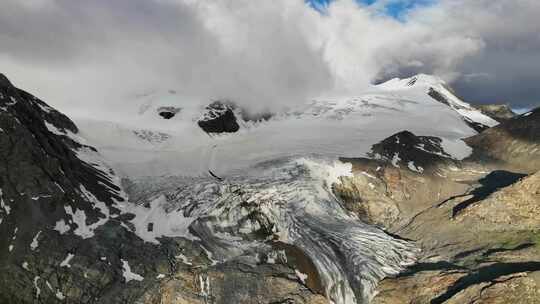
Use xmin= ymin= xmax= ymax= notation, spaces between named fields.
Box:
xmin=70 ymin=74 xmax=494 ymax=303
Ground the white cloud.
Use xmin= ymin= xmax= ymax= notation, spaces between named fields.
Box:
xmin=1 ymin=0 xmax=539 ymax=118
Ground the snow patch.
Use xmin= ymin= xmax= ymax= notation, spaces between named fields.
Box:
xmin=440 ymin=138 xmax=472 ymax=160
xmin=121 ymin=259 xmax=144 ymax=283
xmin=407 ymin=161 xmax=424 ymax=173
xmin=63 ymin=185 xmax=112 ymax=239
xmin=295 ymin=269 xmax=308 ymax=284
xmin=30 ymin=230 xmax=42 ymax=250
xmin=198 ymin=274 xmax=211 ymax=298
xmin=391 ymin=153 xmax=401 ymax=168
xmin=175 ymin=253 xmax=192 ymax=265
xmin=33 ymin=276 xmax=41 ymax=298
xmin=60 ymin=253 xmax=75 ymax=268
xmin=55 ymin=290 xmax=65 ymax=300
xmin=0 ymin=190 xmax=11 ymax=215
xmin=117 ymin=195 xmax=196 ymax=244
xmin=44 ymin=121 xmax=66 ymax=136
xmin=54 ymin=219 xmax=71 ymax=234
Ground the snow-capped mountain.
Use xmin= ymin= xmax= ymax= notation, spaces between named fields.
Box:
xmin=4 ymin=72 xmax=536 ymax=304
xmin=69 ymin=74 xmax=494 ymax=303
xmin=74 ymin=74 xmax=493 ymax=178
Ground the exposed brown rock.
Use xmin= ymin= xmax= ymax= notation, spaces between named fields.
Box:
xmin=464 ymin=108 xmax=540 ymax=172
xmin=476 ymin=104 xmax=516 ymax=123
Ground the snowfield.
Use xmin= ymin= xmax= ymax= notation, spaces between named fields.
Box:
xmin=75 ymin=74 xmax=487 ymax=179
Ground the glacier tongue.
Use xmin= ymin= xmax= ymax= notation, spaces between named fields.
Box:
xmin=124 ymin=157 xmax=418 ymax=304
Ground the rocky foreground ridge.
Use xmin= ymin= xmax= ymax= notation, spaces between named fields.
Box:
xmin=0 ymin=72 xmax=538 ymax=304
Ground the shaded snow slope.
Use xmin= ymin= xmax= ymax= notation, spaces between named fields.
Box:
xmin=378 ymin=74 xmax=498 ymax=129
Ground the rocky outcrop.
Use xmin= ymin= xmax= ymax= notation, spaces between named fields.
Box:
xmin=371 ymin=168 xmax=540 ymax=303
xmin=368 ymin=130 xmax=456 ymax=173
xmin=197 ymin=101 xmax=240 ymax=134
xmin=141 ymin=262 xmax=328 ymax=304
xmin=197 ymin=101 xmax=274 ymax=134
xmin=465 ymin=107 xmax=540 ymax=172
xmin=335 ymin=131 xmax=467 ymax=228
xmin=455 ymin=171 xmax=540 ymax=231
xmin=333 ymin=125 xmax=540 ymax=303
xmin=476 ymin=104 xmax=516 ymax=123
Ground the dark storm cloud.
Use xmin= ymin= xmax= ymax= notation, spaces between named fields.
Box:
xmin=387 ymin=0 xmax=540 ymax=108
xmin=453 ymin=50 xmax=540 ymax=108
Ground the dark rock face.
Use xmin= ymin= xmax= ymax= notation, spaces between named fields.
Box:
xmin=407 ymin=76 xmax=418 ymax=86
xmin=197 ymin=101 xmax=240 ymax=133
xmin=427 ymin=87 xmax=451 ymax=107
xmin=0 ymin=73 xmax=164 ymax=303
xmin=368 ymin=130 xmax=455 ymax=173
xmin=197 ymin=101 xmax=274 ymax=134
xmin=475 ymin=104 xmax=516 ymax=123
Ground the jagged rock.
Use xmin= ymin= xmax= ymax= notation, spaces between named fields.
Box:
xmin=197 ymin=101 xmax=240 ymax=133
xmin=476 ymin=104 xmax=516 ymax=123
xmin=0 ymin=73 xmax=166 ymax=303
xmin=368 ymin=130 xmax=456 ymax=173
xmin=335 ymin=131 xmax=468 ymax=228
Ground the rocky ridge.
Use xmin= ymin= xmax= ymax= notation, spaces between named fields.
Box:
xmin=475 ymin=104 xmax=516 ymax=123
xmin=333 ymin=108 xmax=540 ymax=303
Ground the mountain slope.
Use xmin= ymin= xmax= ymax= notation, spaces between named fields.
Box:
xmin=475 ymin=104 xmax=516 ymax=122
xmin=465 ymin=107 xmax=540 ymax=171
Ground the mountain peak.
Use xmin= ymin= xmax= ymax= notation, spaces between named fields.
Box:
xmin=0 ymin=73 xmax=13 ymax=88
xmin=377 ymin=73 xmax=446 ymax=90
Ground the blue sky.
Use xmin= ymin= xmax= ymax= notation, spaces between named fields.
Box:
xmin=307 ymin=0 xmax=435 ymax=18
